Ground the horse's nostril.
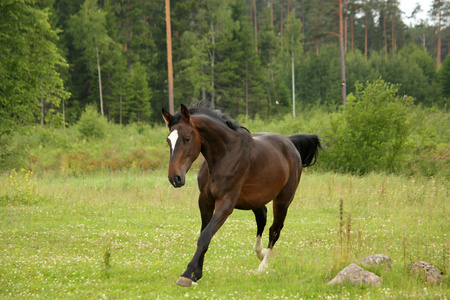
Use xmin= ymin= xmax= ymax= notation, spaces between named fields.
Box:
xmin=174 ymin=175 xmax=181 ymax=185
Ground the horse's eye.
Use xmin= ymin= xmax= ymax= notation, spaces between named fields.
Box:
xmin=184 ymin=137 xmax=191 ymax=144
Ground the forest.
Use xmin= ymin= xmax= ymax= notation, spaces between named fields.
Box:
xmin=0 ymin=0 xmax=449 ymax=177
xmin=1 ymin=0 xmax=449 ymax=129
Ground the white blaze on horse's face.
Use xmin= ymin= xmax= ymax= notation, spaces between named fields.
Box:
xmin=167 ymin=130 xmax=179 ymax=156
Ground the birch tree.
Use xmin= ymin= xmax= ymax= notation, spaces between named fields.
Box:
xmin=68 ymin=0 xmax=117 ymax=117
xmin=285 ymin=10 xmax=303 ymax=116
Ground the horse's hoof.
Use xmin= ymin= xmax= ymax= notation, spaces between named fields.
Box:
xmin=257 ymin=263 xmax=268 ymax=274
xmin=176 ymin=276 xmax=193 ymax=287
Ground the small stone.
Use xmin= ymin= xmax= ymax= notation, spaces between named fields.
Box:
xmin=356 ymin=254 xmax=392 ymax=269
xmin=409 ymin=261 xmax=443 ymax=285
xmin=328 ymin=264 xmax=382 ymax=286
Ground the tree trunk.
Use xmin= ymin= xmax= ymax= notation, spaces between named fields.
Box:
xmin=210 ymin=16 xmax=216 ymax=109
xmin=126 ymin=0 xmax=130 ymax=69
xmin=94 ymin=34 xmax=104 ymax=117
xmin=339 ymin=0 xmax=347 ymax=105
xmin=384 ymin=13 xmax=387 ymax=59
xmin=271 ymin=0 xmax=273 ymax=27
xmin=437 ymin=8 xmax=441 ymax=67
xmin=280 ymin=0 xmax=283 ymax=48
xmin=344 ymin=0 xmax=347 ymax=52
xmin=391 ymin=17 xmax=396 ymax=54
xmin=165 ymin=0 xmax=174 ymax=114
xmin=364 ymin=14 xmax=368 ymax=59
xmin=301 ymin=0 xmax=305 ymax=43
xmin=302 ymin=15 xmax=305 ymax=44
xmin=351 ymin=13 xmax=354 ymax=53
xmin=292 ymin=51 xmax=296 ymax=117
xmin=254 ymin=0 xmax=258 ymax=51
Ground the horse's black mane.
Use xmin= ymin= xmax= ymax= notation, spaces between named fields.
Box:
xmin=170 ymin=101 xmax=250 ymax=133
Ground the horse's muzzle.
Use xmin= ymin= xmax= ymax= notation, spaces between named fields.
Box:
xmin=169 ymin=174 xmax=185 ymax=188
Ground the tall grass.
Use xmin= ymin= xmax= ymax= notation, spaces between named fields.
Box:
xmin=6 ymin=123 xmax=169 ymax=173
xmin=0 ymin=170 xmax=448 ymax=298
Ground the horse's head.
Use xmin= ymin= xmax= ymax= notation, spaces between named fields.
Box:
xmin=162 ymin=104 xmax=202 ymax=188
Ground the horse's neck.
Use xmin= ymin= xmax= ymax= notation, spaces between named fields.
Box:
xmin=193 ymin=116 xmax=242 ymax=168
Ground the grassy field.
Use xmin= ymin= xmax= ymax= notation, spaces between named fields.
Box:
xmin=0 ymin=168 xmax=449 ymax=299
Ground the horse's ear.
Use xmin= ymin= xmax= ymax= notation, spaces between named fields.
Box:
xmin=162 ymin=108 xmax=172 ymax=125
xmin=180 ymin=104 xmax=190 ymax=123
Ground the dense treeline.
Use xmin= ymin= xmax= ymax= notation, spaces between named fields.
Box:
xmin=1 ymin=0 xmax=449 ymax=131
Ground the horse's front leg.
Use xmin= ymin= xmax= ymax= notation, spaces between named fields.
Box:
xmin=176 ymin=198 xmax=235 ymax=287
xmin=191 ymin=194 xmax=214 ymax=283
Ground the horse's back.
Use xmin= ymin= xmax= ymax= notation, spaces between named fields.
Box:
xmin=251 ymin=132 xmax=301 ymax=165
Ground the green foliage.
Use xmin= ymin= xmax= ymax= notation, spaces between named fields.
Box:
xmin=124 ymin=62 xmax=152 ymax=123
xmin=0 ymin=136 xmax=26 ymax=171
xmin=77 ymin=105 xmax=107 ymax=140
xmin=0 ymin=0 xmax=70 ymax=135
xmin=2 ymin=101 xmax=448 ymax=177
xmin=66 ymin=0 xmax=123 ymax=121
xmin=324 ymin=79 xmax=412 ymax=174
xmin=403 ymin=105 xmax=450 ymax=176
xmin=297 ymin=46 xmax=341 ymax=106
xmin=345 ymin=50 xmax=379 ymax=97
xmin=438 ymin=54 xmax=450 ymax=100
xmin=2 ymin=0 xmax=447 ymax=126
xmin=176 ymin=30 xmax=210 ymax=103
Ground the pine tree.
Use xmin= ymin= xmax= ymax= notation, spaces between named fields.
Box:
xmin=124 ymin=62 xmax=152 ymax=123
xmin=430 ymin=0 xmax=450 ymax=67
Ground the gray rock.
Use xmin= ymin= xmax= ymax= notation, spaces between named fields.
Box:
xmin=328 ymin=263 xmax=382 ymax=286
xmin=356 ymin=254 xmax=392 ymax=269
xmin=409 ymin=261 xmax=443 ymax=285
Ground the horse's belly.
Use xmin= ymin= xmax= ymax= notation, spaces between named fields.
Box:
xmin=234 ymin=180 xmax=285 ymax=210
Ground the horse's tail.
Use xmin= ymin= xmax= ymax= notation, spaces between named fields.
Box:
xmin=288 ymin=134 xmax=321 ymax=167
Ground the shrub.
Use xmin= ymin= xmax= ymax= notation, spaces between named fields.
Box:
xmin=77 ymin=105 xmax=107 ymax=140
xmin=0 ymin=136 xmax=26 ymax=171
xmin=323 ymin=79 xmax=412 ymax=174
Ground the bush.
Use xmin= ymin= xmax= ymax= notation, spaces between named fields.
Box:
xmin=323 ymin=79 xmax=412 ymax=174
xmin=0 ymin=136 xmax=26 ymax=171
xmin=77 ymin=105 xmax=107 ymax=140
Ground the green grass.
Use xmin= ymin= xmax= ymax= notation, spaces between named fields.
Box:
xmin=0 ymin=169 xmax=449 ymax=299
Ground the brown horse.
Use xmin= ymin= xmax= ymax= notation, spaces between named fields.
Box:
xmin=162 ymin=103 xmax=320 ymax=287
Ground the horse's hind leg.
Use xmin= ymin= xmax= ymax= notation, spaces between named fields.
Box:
xmin=257 ymin=179 xmax=299 ymax=273
xmin=252 ymin=206 xmax=267 ymax=260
